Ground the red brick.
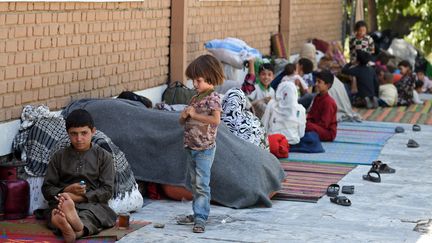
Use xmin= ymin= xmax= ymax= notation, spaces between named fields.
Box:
xmin=31 ymin=76 xmax=42 ymax=88
xmin=22 ymin=90 xmax=33 ymax=103
xmin=38 ymin=87 xmax=49 ymax=100
xmin=3 ymin=94 xmax=15 ymax=107
xmin=23 ymin=65 xmax=35 ymax=77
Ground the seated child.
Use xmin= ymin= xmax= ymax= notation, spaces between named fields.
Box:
xmin=417 ymin=70 xmax=432 ymax=93
xmin=262 ymin=81 xmax=306 ymax=145
xmin=395 ymin=60 xmax=416 ymax=106
xmin=42 ymin=109 xmax=117 ymax=242
xmin=378 ymin=72 xmax=398 ymax=107
xmin=342 ymin=50 xmax=379 ymax=108
xmin=296 ymin=58 xmax=314 ymax=92
xmin=413 ymin=80 xmax=424 ymax=105
xmin=305 ymin=70 xmax=337 ymax=141
xmin=281 ymin=63 xmax=309 ymax=96
xmin=241 ymin=59 xmax=275 ymax=118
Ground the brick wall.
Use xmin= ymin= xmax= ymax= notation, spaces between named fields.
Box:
xmin=186 ymin=0 xmax=280 ymax=64
xmin=0 ymin=1 xmax=170 ymax=121
xmin=289 ymin=0 xmax=342 ymax=53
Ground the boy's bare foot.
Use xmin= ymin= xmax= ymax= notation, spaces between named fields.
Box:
xmin=57 ymin=193 xmax=84 ymax=232
xmin=51 ymin=209 xmax=76 ymax=243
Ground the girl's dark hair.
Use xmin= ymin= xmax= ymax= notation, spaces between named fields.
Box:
xmin=398 ymin=60 xmax=412 ymax=71
xmin=284 ymin=63 xmax=296 ymax=76
xmin=185 ymin=54 xmax=224 ymax=86
xmin=258 ymin=63 xmax=274 ymax=74
xmin=65 ymin=109 xmax=94 ymax=131
xmin=354 ymin=20 xmax=368 ymax=31
xmin=298 ymin=58 xmax=314 ymax=74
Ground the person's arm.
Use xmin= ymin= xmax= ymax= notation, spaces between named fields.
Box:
xmin=42 ymin=152 xmax=65 ymax=202
xmin=368 ymin=36 xmax=375 ymax=54
xmin=189 ymin=107 xmax=221 ymax=125
xmin=179 ymin=106 xmax=190 ymax=125
xmin=84 ymin=150 xmax=115 ymax=203
xmin=341 ymin=63 xmax=354 ymax=75
xmin=242 ymin=59 xmax=256 ymax=95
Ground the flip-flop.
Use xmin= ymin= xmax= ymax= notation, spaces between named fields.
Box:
xmin=413 ymin=124 xmax=421 ymax=132
xmin=395 ymin=126 xmax=404 ymax=133
xmin=362 ymin=170 xmax=381 ymax=183
xmin=326 ymin=184 xmax=340 ymax=197
xmin=372 ymin=160 xmax=396 ymax=174
xmin=407 ymin=139 xmax=419 ymax=148
xmin=330 ymin=196 xmax=351 ymax=206
xmin=342 ymin=185 xmax=355 ymax=194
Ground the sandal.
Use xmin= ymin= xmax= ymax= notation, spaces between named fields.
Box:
xmin=330 ymin=196 xmax=351 ymax=206
xmin=407 ymin=139 xmax=419 ymax=148
xmin=362 ymin=170 xmax=381 ymax=183
xmin=326 ymin=184 xmax=340 ymax=197
xmin=342 ymin=185 xmax=355 ymax=194
xmin=413 ymin=124 xmax=421 ymax=132
xmin=193 ymin=222 xmax=205 ymax=233
xmin=395 ymin=126 xmax=404 ymax=133
xmin=372 ymin=160 xmax=396 ymax=174
xmin=176 ymin=215 xmax=194 ymax=225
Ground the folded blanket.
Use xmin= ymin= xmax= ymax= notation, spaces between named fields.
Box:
xmin=62 ymin=99 xmax=285 ymax=209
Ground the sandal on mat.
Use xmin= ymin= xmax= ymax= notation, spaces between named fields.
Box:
xmin=342 ymin=185 xmax=355 ymax=194
xmin=363 ymin=170 xmax=381 ymax=183
xmin=326 ymin=184 xmax=340 ymax=197
xmin=372 ymin=160 xmax=396 ymax=174
xmin=395 ymin=126 xmax=405 ymax=133
xmin=330 ymin=196 xmax=351 ymax=206
xmin=193 ymin=222 xmax=205 ymax=233
xmin=413 ymin=124 xmax=421 ymax=132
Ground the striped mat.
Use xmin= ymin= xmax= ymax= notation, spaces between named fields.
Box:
xmin=353 ymin=100 xmax=432 ymax=125
xmin=273 ymin=161 xmax=356 ymax=203
xmin=0 ymin=216 xmax=151 ymax=242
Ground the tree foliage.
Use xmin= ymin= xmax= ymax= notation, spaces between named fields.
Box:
xmin=376 ymin=0 xmax=432 ymax=55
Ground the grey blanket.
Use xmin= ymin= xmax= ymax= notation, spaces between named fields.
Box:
xmin=63 ymin=98 xmax=285 ymax=209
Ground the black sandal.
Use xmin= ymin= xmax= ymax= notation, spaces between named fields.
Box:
xmin=326 ymin=184 xmax=340 ymax=197
xmin=395 ymin=126 xmax=405 ymax=133
xmin=372 ymin=160 xmax=396 ymax=174
xmin=342 ymin=185 xmax=355 ymax=194
xmin=413 ymin=124 xmax=421 ymax=132
xmin=330 ymin=196 xmax=351 ymax=206
xmin=407 ymin=139 xmax=419 ymax=148
xmin=362 ymin=170 xmax=381 ymax=183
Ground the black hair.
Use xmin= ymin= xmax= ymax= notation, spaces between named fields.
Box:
xmin=354 ymin=20 xmax=368 ymax=31
xmin=415 ymin=80 xmax=424 ymax=89
xmin=65 ymin=109 xmax=94 ymax=131
xmin=315 ymin=70 xmax=334 ymax=88
xmin=284 ymin=63 xmax=296 ymax=76
xmin=356 ymin=50 xmax=370 ymax=66
xmin=258 ymin=63 xmax=274 ymax=74
xmin=398 ymin=60 xmax=412 ymax=71
xmin=298 ymin=58 xmax=314 ymax=74
xmin=117 ymin=91 xmax=153 ymax=108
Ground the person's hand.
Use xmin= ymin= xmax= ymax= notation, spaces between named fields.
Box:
xmin=187 ymin=107 xmax=197 ymax=118
xmin=264 ymin=96 xmax=272 ymax=104
xmin=295 ymin=79 xmax=301 ymax=86
xmin=63 ymin=183 xmax=86 ymax=196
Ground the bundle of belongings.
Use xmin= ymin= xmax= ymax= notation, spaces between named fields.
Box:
xmin=62 ymin=98 xmax=285 ymax=209
xmin=12 ymin=105 xmax=143 ymax=215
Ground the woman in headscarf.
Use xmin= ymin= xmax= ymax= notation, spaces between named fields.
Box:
xmin=221 ymin=88 xmax=268 ymax=149
xmin=262 ymin=81 xmax=306 ymax=145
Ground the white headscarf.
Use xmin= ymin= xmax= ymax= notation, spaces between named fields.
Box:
xmin=262 ymin=82 xmax=306 ymax=144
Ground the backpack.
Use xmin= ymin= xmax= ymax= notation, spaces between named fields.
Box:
xmin=162 ymin=81 xmax=197 ymax=105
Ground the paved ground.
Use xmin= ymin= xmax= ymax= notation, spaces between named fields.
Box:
xmin=119 ymin=122 xmax=432 ymax=243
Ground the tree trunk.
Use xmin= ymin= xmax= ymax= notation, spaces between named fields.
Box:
xmin=368 ymin=0 xmax=378 ymax=32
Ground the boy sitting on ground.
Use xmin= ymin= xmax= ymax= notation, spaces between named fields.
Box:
xmin=42 ymin=109 xmax=117 ymax=243
xmin=378 ymin=72 xmax=398 ymax=107
xmin=416 ymin=70 xmax=432 ymax=93
xmin=242 ymin=59 xmax=275 ymax=118
xmin=305 ymin=70 xmax=337 ymax=141
xmin=413 ymin=80 xmax=424 ymax=105
xmin=281 ymin=63 xmax=309 ymax=97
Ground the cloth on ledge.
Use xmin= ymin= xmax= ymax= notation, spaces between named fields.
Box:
xmin=62 ymin=98 xmax=285 ymax=209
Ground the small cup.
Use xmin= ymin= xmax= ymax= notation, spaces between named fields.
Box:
xmin=118 ymin=213 xmax=130 ymax=230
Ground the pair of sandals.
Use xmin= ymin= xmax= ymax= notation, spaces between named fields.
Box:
xmin=362 ymin=160 xmax=395 ymax=183
xmin=327 ymin=184 xmax=353 ymax=206
xmin=176 ymin=215 xmax=205 ymax=233
xmin=395 ymin=124 xmax=421 ymax=133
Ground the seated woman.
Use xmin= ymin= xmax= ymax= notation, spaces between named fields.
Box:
xmin=262 ymin=82 xmax=306 ymax=145
xmin=221 ymin=88 xmax=268 ymax=150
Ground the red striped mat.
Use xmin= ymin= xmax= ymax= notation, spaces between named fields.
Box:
xmin=353 ymin=100 xmax=432 ymax=124
xmin=273 ymin=161 xmax=356 ymax=203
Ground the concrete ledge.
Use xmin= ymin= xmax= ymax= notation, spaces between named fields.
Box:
xmin=0 ymin=84 xmax=167 ymax=157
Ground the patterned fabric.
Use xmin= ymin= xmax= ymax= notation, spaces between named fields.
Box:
xmin=349 ymin=35 xmax=374 ymax=62
xmin=241 ymin=73 xmax=256 ymax=95
xmin=395 ymin=74 xmax=415 ymax=106
xmin=184 ymin=92 xmax=222 ymax=150
xmin=221 ymin=88 xmax=268 ymax=149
